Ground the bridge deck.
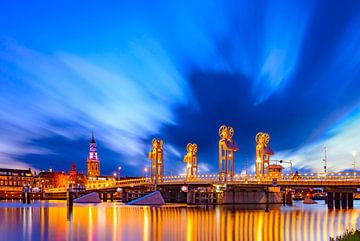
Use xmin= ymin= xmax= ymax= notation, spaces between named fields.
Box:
xmin=45 ymin=173 xmax=360 ymax=193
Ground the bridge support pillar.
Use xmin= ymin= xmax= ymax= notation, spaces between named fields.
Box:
xmin=22 ymin=190 xmax=30 ymax=204
xmin=348 ymin=193 xmax=354 ymax=208
xmin=22 ymin=186 xmax=31 ymax=204
xmin=103 ymin=192 xmax=107 ymax=202
xmin=187 ymin=191 xmax=195 ymax=204
xmin=122 ymin=191 xmax=128 ymax=203
xmin=67 ymin=187 xmax=74 ymax=207
xmin=334 ymin=192 xmax=341 ymax=209
xmin=265 ymin=190 xmax=270 ymax=212
xmin=285 ymin=191 xmax=292 ymax=205
xmin=110 ymin=193 xmax=114 ymax=202
xmin=327 ymin=192 xmax=333 ymax=209
xmin=341 ymin=192 xmax=347 ymax=209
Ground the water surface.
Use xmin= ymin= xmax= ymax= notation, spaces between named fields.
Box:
xmin=0 ymin=200 xmax=359 ymax=241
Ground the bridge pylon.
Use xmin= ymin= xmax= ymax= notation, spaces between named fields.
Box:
xmin=184 ymin=143 xmax=198 ymax=181
xmin=148 ymin=138 xmax=164 ymax=185
xmin=218 ymin=125 xmax=239 ymax=182
xmin=255 ymin=132 xmax=274 ymax=177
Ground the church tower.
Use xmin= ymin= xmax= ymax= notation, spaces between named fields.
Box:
xmin=87 ymin=132 xmax=100 ymax=177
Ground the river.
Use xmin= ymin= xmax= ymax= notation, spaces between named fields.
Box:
xmin=0 ymin=200 xmax=359 ymax=241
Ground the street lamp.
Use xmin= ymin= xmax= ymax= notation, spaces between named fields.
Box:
xmin=323 ymin=146 xmax=328 ymax=174
xmin=118 ymin=166 xmax=122 ymax=180
xmin=144 ymin=167 xmax=148 ymax=178
xmin=352 ymin=151 xmax=357 ymax=172
xmin=113 ymin=172 xmax=117 ymax=179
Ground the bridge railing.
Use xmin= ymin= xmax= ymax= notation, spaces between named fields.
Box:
xmin=46 ymin=187 xmax=69 ymax=193
xmin=114 ymin=177 xmax=151 ymax=186
xmin=45 ymin=171 xmax=360 ymax=193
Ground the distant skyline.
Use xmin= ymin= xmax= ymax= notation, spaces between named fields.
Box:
xmin=1 ymin=1 xmax=360 ymax=175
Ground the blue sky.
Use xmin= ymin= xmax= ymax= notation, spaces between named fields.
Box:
xmin=1 ymin=1 xmax=360 ymax=176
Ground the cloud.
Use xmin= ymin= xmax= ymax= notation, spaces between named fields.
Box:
xmin=0 ymin=40 xmax=195 ymax=168
xmin=276 ymin=107 xmax=360 ymax=172
xmin=1 ymin=1 xmax=360 ymax=175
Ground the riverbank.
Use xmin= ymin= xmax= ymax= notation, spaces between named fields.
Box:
xmin=330 ymin=230 xmax=360 ymax=241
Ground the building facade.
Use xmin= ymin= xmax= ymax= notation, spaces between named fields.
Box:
xmin=0 ymin=168 xmax=34 ymax=192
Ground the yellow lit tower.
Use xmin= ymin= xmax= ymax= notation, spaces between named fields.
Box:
xmin=148 ymin=138 xmax=164 ymax=184
xmin=87 ymin=132 xmax=100 ymax=177
xmin=183 ymin=143 xmax=198 ymax=180
xmin=218 ymin=125 xmax=239 ymax=182
xmin=255 ymin=132 xmax=274 ymax=177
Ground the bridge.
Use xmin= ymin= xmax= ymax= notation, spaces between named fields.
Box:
xmin=44 ymin=125 xmax=360 ymax=209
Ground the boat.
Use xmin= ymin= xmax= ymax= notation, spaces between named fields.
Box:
xmin=303 ymin=197 xmax=317 ymax=204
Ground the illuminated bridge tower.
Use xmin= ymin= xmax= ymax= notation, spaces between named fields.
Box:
xmin=218 ymin=125 xmax=239 ymax=182
xmin=87 ymin=132 xmax=100 ymax=177
xmin=255 ymin=132 xmax=274 ymax=177
xmin=148 ymin=138 xmax=164 ymax=184
xmin=183 ymin=143 xmax=198 ymax=180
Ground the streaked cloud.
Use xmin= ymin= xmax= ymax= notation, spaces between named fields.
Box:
xmin=0 ymin=1 xmax=360 ymax=174
xmin=276 ymin=107 xmax=360 ymax=172
xmin=0 ymin=40 xmax=195 ymax=168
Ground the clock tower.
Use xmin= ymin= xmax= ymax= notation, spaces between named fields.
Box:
xmin=87 ymin=132 xmax=100 ymax=177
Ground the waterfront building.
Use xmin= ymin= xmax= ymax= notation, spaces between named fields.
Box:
xmin=36 ymin=163 xmax=87 ymax=190
xmin=0 ymin=168 xmax=34 ymax=199
xmin=87 ymin=132 xmax=100 ymax=177
xmin=0 ymin=168 xmax=34 ymax=191
xmin=85 ymin=175 xmax=116 ymax=189
xmin=35 ymin=170 xmax=57 ymax=189
xmin=68 ymin=162 xmax=87 ymax=187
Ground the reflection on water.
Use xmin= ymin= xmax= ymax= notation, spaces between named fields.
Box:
xmin=0 ymin=200 xmax=359 ymax=241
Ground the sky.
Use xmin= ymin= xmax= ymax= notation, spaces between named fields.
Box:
xmin=1 ymin=0 xmax=360 ymax=176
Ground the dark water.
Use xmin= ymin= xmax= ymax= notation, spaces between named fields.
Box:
xmin=0 ymin=200 xmax=359 ymax=241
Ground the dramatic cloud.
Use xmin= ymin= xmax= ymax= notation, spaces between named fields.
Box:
xmin=0 ymin=1 xmax=360 ymax=175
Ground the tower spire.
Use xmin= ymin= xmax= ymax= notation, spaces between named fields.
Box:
xmin=91 ymin=131 xmax=96 ymax=143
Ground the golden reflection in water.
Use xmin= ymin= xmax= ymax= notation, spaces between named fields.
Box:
xmin=144 ymin=207 xmax=150 ymax=241
xmin=324 ymin=210 xmax=329 ymax=240
xmin=329 ymin=209 xmax=335 ymax=239
xmin=2 ymin=202 xmax=360 ymax=241
xmin=309 ymin=212 xmax=314 ymax=241
xmin=186 ymin=209 xmax=193 ymax=241
xmin=285 ymin=211 xmax=290 ymax=241
xmin=88 ymin=206 xmax=93 ymax=241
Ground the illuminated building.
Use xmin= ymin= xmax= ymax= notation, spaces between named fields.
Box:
xmin=148 ymin=138 xmax=164 ymax=183
xmin=183 ymin=143 xmax=198 ymax=180
xmin=218 ymin=125 xmax=238 ymax=182
xmin=0 ymin=168 xmax=34 ymax=199
xmin=86 ymin=176 xmax=116 ymax=189
xmin=36 ymin=170 xmax=57 ymax=189
xmin=255 ymin=132 xmax=274 ymax=176
xmin=0 ymin=168 xmax=34 ymax=191
xmin=68 ymin=162 xmax=87 ymax=187
xmin=35 ymin=163 xmax=87 ymax=190
xmin=87 ymin=132 xmax=100 ymax=177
